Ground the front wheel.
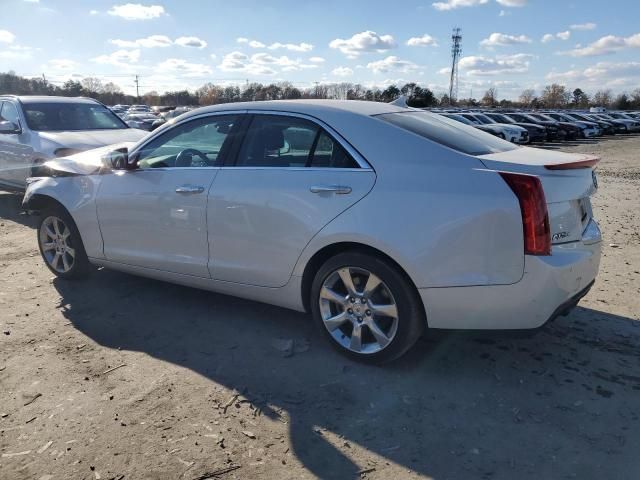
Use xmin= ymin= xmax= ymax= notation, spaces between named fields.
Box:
xmin=37 ymin=206 xmax=91 ymax=279
xmin=310 ymin=251 xmax=425 ymax=364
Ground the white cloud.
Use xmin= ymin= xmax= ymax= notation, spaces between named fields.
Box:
xmin=432 ymin=0 xmax=488 ymax=10
xmin=175 ymin=36 xmax=207 ymax=49
xmin=107 ymin=3 xmax=165 ymax=20
xmin=268 ymin=42 xmax=313 ymax=52
xmin=45 ymin=59 xmax=77 ymax=70
xmin=236 ymin=38 xmax=312 ymax=52
xmin=559 ymin=33 xmax=640 ymax=57
xmin=459 ymin=53 xmax=532 ymax=75
xmin=332 ymin=67 xmax=354 ymax=77
xmin=433 ymin=0 xmax=525 ymax=10
xmin=480 ymin=32 xmax=531 ymax=47
xmin=218 ymin=51 xmax=276 ymax=75
xmin=23 ymin=0 xmax=39 ymax=2
xmin=309 ymin=56 xmax=325 ymax=63
xmin=157 ymin=58 xmax=212 ymax=77
xmin=330 ymin=31 xmax=396 ymax=58
xmin=110 ymin=35 xmax=172 ymax=48
xmin=541 ymin=31 xmax=572 ymax=43
xmin=92 ymin=49 xmax=140 ymax=67
xmin=0 ymin=30 xmax=15 ymax=44
xmin=89 ymin=9 xmax=99 ymax=14
xmin=407 ymin=34 xmax=438 ymax=47
xmin=570 ymin=23 xmax=596 ymax=31
xmin=366 ymin=56 xmax=419 ymax=74
xmin=546 ymin=61 xmax=640 ymax=87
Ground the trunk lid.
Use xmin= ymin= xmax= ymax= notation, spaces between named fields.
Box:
xmin=477 ymin=147 xmax=598 ymax=245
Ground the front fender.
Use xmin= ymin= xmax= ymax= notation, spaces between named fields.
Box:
xmin=24 ymin=175 xmax=104 ymax=259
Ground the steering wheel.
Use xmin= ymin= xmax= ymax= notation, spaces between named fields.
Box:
xmin=175 ymin=148 xmax=209 ymax=167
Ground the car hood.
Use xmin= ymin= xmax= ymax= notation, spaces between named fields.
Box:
xmin=38 ymin=128 xmax=147 ymax=150
xmin=43 ymin=142 xmax=138 ymax=176
xmin=513 ymin=122 xmax=546 ymax=131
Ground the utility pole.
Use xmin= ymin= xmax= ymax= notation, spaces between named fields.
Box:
xmin=449 ymin=27 xmax=462 ymax=106
xmin=134 ymin=74 xmax=140 ymax=100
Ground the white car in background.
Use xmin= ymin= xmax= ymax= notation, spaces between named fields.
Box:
xmin=0 ymin=96 xmax=147 ymax=190
xmin=460 ymin=112 xmax=530 ymax=144
xmin=23 ymin=100 xmax=602 ymax=363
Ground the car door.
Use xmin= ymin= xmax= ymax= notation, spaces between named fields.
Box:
xmin=96 ymin=114 xmax=242 ymax=277
xmin=208 ymin=112 xmax=376 ymax=288
xmin=0 ymin=100 xmax=34 ymax=187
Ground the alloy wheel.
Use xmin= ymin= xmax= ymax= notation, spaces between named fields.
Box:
xmin=318 ymin=266 xmax=399 ymax=354
xmin=39 ymin=216 xmax=76 ymax=274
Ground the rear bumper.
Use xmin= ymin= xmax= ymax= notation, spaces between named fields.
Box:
xmin=419 ymin=223 xmax=602 ymax=330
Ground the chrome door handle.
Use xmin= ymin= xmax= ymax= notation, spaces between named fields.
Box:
xmin=175 ymin=185 xmax=205 ymax=194
xmin=310 ymin=185 xmax=352 ymax=195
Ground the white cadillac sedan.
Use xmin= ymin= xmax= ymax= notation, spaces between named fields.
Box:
xmin=23 ymin=100 xmax=602 ymax=363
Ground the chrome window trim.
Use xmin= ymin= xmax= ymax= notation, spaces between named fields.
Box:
xmin=129 ymin=108 xmax=372 ymax=171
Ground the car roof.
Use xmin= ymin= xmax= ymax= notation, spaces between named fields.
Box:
xmin=6 ymin=95 xmax=101 ymax=105
xmin=180 ymin=100 xmax=407 ymax=120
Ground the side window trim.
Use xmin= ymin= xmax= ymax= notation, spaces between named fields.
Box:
xmin=131 ymin=113 xmax=243 ymax=168
xmin=236 ymin=110 xmax=370 ymax=170
xmin=130 ymin=110 xmax=247 ymax=162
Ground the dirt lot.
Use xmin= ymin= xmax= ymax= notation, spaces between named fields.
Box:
xmin=1 ymin=135 xmax=639 ymax=480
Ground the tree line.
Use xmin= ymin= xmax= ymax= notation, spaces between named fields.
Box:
xmin=1 ymin=71 xmax=639 ymax=110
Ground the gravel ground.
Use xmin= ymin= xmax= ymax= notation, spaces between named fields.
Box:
xmin=1 ymin=135 xmax=639 ymax=480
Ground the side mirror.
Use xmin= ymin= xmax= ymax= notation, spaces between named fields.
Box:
xmin=0 ymin=120 xmax=20 ymax=134
xmin=102 ymin=147 xmax=132 ymax=170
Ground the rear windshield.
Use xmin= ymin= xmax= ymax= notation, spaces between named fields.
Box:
xmin=23 ymin=102 xmax=127 ymax=131
xmin=377 ymin=111 xmax=518 ymax=156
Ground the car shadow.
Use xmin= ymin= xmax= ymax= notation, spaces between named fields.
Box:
xmin=51 ymin=268 xmax=640 ymax=479
xmin=0 ymin=191 xmax=36 ymax=228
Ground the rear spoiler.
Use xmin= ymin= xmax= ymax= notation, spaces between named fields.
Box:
xmin=544 ymin=156 xmax=600 ymax=170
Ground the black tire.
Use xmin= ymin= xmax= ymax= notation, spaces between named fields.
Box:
xmin=310 ymin=251 xmax=425 ymax=364
xmin=37 ymin=205 xmax=91 ymax=280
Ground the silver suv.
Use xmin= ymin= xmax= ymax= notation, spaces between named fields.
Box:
xmin=0 ymin=95 xmax=148 ymax=190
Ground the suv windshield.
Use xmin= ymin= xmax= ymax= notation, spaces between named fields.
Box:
xmin=378 ymin=111 xmax=518 ymax=156
xmin=23 ymin=102 xmax=127 ymax=131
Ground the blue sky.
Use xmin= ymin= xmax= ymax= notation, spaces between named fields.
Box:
xmin=1 ymin=0 xmax=639 ymax=99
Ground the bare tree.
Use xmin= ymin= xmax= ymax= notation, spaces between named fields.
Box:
xmin=518 ymin=88 xmax=536 ymax=107
xmin=540 ymin=84 xmax=570 ymax=108
xmin=482 ymin=87 xmax=498 ymax=107
xmin=592 ymin=89 xmax=613 ymax=108
xmin=81 ymin=77 xmax=104 ymax=93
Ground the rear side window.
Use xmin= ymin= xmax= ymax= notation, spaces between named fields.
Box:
xmin=235 ymin=115 xmax=359 ymax=168
xmin=377 ymin=111 xmax=518 ymax=156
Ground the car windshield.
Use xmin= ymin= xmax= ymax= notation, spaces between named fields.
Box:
xmin=487 ymin=113 xmax=515 ymax=124
xmin=378 ymin=111 xmax=518 ymax=156
xmin=23 ymin=102 xmax=126 ymax=131
xmin=472 ymin=114 xmax=495 ymax=125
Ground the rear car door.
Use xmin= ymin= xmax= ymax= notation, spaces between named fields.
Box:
xmin=96 ymin=114 xmax=241 ymax=277
xmin=208 ymin=112 xmax=376 ymax=287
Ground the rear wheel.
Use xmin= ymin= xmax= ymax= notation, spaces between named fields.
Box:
xmin=37 ymin=206 xmax=91 ymax=279
xmin=310 ymin=251 xmax=425 ymax=364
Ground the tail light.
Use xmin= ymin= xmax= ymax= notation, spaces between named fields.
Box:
xmin=499 ymin=172 xmax=551 ymax=256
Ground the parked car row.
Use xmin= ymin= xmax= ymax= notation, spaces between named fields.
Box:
xmin=109 ymin=104 xmax=195 ymax=132
xmin=434 ymin=108 xmax=640 ymax=145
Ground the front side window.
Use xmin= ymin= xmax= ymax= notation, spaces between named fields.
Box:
xmin=378 ymin=111 xmax=518 ymax=156
xmin=136 ymin=115 xmax=239 ymax=169
xmin=22 ymin=102 xmax=126 ymax=131
xmin=236 ymin=115 xmax=359 ymax=168
xmin=0 ymin=102 xmax=20 ymax=126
